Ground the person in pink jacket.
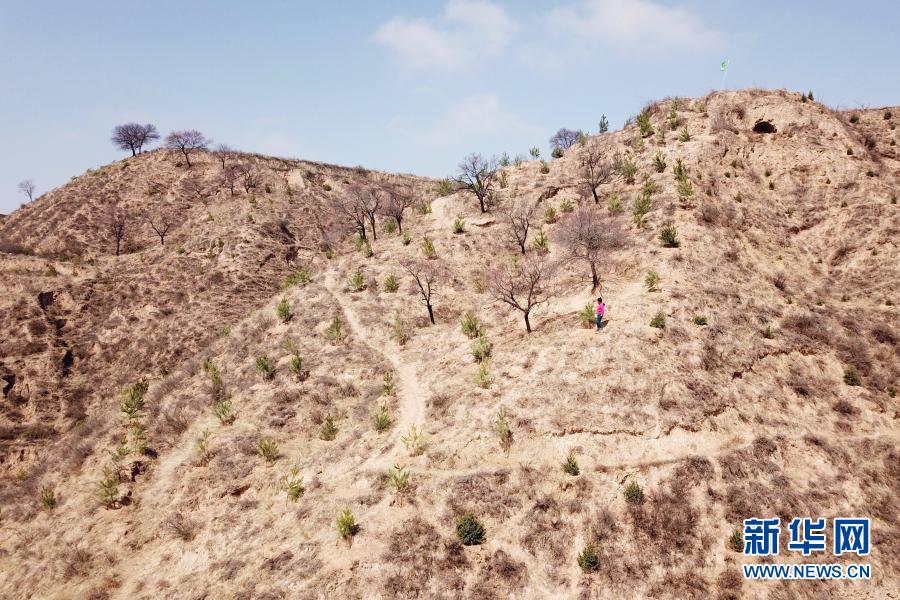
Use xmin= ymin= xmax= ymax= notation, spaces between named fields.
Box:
xmin=595 ymin=297 xmax=605 ymax=331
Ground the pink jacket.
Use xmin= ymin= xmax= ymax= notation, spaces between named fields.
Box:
xmin=596 ymin=302 xmax=605 ymax=316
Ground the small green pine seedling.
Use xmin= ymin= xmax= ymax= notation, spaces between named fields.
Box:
xmin=384 ymin=274 xmax=399 ymax=292
xmin=388 ymin=464 xmax=410 ymax=495
xmin=559 ymin=198 xmax=574 ymax=213
xmin=544 ymin=205 xmax=558 ymax=223
xmin=452 ymin=215 xmax=466 ymax=234
xmin=422 ymin=236 xmax=437 ymax=258
xmin=374 ymin=405 xmax=392 ymax=432
xmin=729 ymin=528 xmax=744 ymax=552
xmin=649 ymin=312 xmax=665 ymax=329
xmin=475 ymin=360 xmax=492 ymax=389
xmin=327 ymin=316 xmax=344 ymax=342
xmin=659 ymin=223 xmax=680 ymax=247
xmin=678 ymin=126 xmax=691 ymax=142
xmin=693 ymin=315 xmax=707 ymax=326
xmin=280 ymin=465 xmax=305 ymax=502
xmin=533 ymin=229 xmax=550 ymax=253
xmin=461 ymin=312 xmax=483 ymax=339
xmin=196 ymin=430 xmax=212 ymax=466
xmin=562 ymin=451 xmax=580 ymax=476
xmin=579 ymin=304 xmax=595 ymax=328
xmin=320 ymin=415 xmax=338 ymax=441
xmin=382 ymin=372 xmax=395 ymax=396
xmin=653 ymin=151 xmax=667 ymax=173
xmin=607 ymin=194 xmax=622 ymax=212
xmin=276 ymin=297 xmax=291 ymax=322
xmin=645 ymin=270 xmax=659 ymax=292
xmin=255 ymin=355 xmax=275 ymax=380
xmin=456 ymin=512 xmax=485 ymax=545
xmin=391 ymin=317 xmax=409 ymax=346
xmin=40 ymin=486 xmax=57 ymax=510
xmin=214 ymin=396 xmax=235 ymax=425
xmin=96 ymin=466 xmax=119 ymax=507
xmin=401 ymin=425 xmax=426 ymax=456
xmin=257 ymin=437 xmax=279 ymax=463
xmin=401 ymin=230 xmax=412 ymax=246
xmin=843 ymin=367 xmax=861 ymax=387
xmin=349 ymin=269 xmax=365 ymax=291
xmin=282 ymin=267 xmax=311 ymax=288
xmin=471 ymin=335 xmax=492 ymax=362
xmin=624 ymin=480 xmax=644 ymax=504
xmin=577 ymin=545 xmax=600 ymax=573
xmin=336 ymin=508 xmax=357 ymax=543
xmin=493 ymin=407 xmax=513 ymax=455
xmin=637 ymin=111 xmax=653 ymax=136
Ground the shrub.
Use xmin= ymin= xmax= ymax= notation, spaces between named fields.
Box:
xmin=598 ymin=114 xmax=609 ymax=133
xmin=388 ymin=464 xmax=410 ymax=494
xmin=289 ymin=354 xmax=308 ymax=381
xmin=624 ymin=480 xmax=644 ymax=504
xmin=475 ymin=361 xmax=492 ymax=389
xmin=384 ymin=218 xmax=398 ymax=234
xmin=363 ymin=242 xmax=373 ymax=258
xmin=461 ymin=312 xmax=483 ymax=339
xmin=645 ymin=270 xmax=659 ymax=292
xmin=384 ymin=274 xmax=399 ymax=292
xmin=320 ymin=415 xmax=338 ymax=441
xmin=382 ymin=372 xmax=395 ymax=396
xmin=847 ymin=148 xmax=853 ymax=155
xmin=436 ymin=178 xmax=453 ymax=196
xmin=213 ymin=396 xmax=235 ymax=425
xmin=693 ymin=315 xmax=708 ymax=326
xmin=544 ymin=205 xmax=558 ymax=223
xmin=667 ymin=104 xmax=678 ymax=129
xmin=678 ymin=126 xmax=691 ymax=142
xmin=391 ymin=317 xmax=409 ymax=346
xmin=551 ymin=146 xmax=564 ymax=159
xmin=452 ymin=215 xmax=466 ymax=234
xmin=884 ymin=110 xmax=892 ymax=120
xmin=257 ymin=437 xmax=279 ymax=463
xmin=255 ymin=355 xmax=275 ymax=380
xmin=401 ymin=230 xmax=412 ymax=246
xmin=401 ymin=425 xmax=426 ymax=456
xmin=653 ymin=151 xmax=667 ymax=173
xmin=533 ymin=229 xmax=550 ymax=254
xmin=607 ymin=194 xmax=622 ymax=212
xmin=849 ymin=114 xmax=859 ymax=124
xmin=649 ymin=312 xmax=666 ymax=329
xmin=280 ymin=465 xmax=305 ymax=502
xmin=559 ymin=198 xmax=574 ymax=213
xmin=120 ymin=380 xmax=149 ymax=420
xmin=620 ymin=155 xmax=637 ymax=183
xmin=636 ymin=111 xmax=653 ymax=136
xmin=417 ymin=200 xmax=432 ymax=215
xmin=96 ymin=466 xmax=119 ymax=507
xmin=282 ymin=267 xmax=311 ymax=288
xmin=422 ymin=236 xmax=437 ymax=258
xmin=471 ymin=335 xmax=492 ymax=361
xmin=336 ymin=508 xmax=358 ymax=542
xmin=562 ymin=451 xmax=580 ymax=476
xmin=40 ymin=486 xmax=57 ymax=510
xmin=493 ymin=407 xmax=513 ymax=454
xmin=578 ymin=303 xmax=595 ymax=328
xmin=659 ymin=223 xmax=680 ymax=247
xmin=195 ymin=430 xmax=212 ymax=466
xmin=326 ymin=316 xmax=344 ymax=342
xmin=729 ymin=528 xmax=743 ymax=552
xmin=843 ymin=367 xmax=861 ymax=386
xmin=349 ymin=269 xmax=365 ymax=291
xmin=673 ymin=158 xmax=688 ymax=181
xmin=540 ymin=160 xmax=550 ymax=174
xmin=632 ymin=191 xmax=652 ymax=226
xmin=577 ymin=546 xmax=600 ymax=573
xmin=374 ymin=405 xmax=392 ymax=432
xmin=276 ymin=297 xmax=291 ymax=322
xmin=529 ymin=147 xmax=540 ymax=159
xmin=676 ymin=178 xmax=694 ymax=204
xmin=456 ymin=513 xmax=485 ymax=545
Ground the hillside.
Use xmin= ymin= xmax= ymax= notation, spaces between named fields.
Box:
xmin=0 ymin=89 xmax=897 ymax=599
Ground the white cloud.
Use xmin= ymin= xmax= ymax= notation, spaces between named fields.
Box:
xmin=548 ymin=0 xmax=721 ymax=55
xmin=373 ymin=0 xmax=516 ymax=71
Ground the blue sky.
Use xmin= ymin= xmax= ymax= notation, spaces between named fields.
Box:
xmin=1 ymin=0 xmax=898 ymax=214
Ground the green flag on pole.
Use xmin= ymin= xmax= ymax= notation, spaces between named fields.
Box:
xmin=720 ymin=59 xmax=730 ymax=73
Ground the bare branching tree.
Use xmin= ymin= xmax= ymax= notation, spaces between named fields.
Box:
xmin=214 ymin=144 xmax=234 ymax=169
xmin=145 ymin=209 xmax=177 ymax=245
xmin=554 ymin=206 xmax=625 ymax=291
xmin=549 ymin=128 xmax=581 ymax=151
xmin=486 ymin=255 xmax=556 ymax=333
xmin=217 ymin=166 xmax=239 ymax=195
xmin=111 ymin=123 xmax=160 ymax=156
xmin=237 ymin=163 xmax=260 ymax=193
xmin=379 ymin=185 xmax=416 ymax=234
xmin=501 ymin=196 xmax=538 ymax=254
xmin=179 ymin=173 xmax=209 ymax=200
xmin=361 ymin=187 xmax=382 ymax=241
xmin=164 ymin=130 xmax=210 ymax=168
xmin=104 ymin=205 xmax=132 ymax=256
xmin=400 ymin=257 xmax=447 ymax=325
xmin=580 ymin=141 xmax=614 ymax=204
xmin=456 ymin=153 xmax=498 ymax=213
xmin=17 ymin=180 xmax=36 ymax=202
xmin=337 ymin=187 xmax=371 ymax=242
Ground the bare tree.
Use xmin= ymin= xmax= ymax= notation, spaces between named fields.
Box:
xmin=17 ymin=180 xmax=36 ymax=201
xmin=337 ymin=187 xmax=370 ymax=242
xmin=104 ymin=205 xmax=132 ymax=256
xmin=111 ymin=123 xmax=160 ymax=156
xmin=179 ymin=173 xmax=209 ymax=200
xmin=456 ymin=153 xmax=498 ymax=213
xmin=501 ymin=196 xmax=538 ymax=254
xmin=214 ymin=144 xmax=234 ymax=169
xmin=554 ymin=206 xmax=625 ymax=291
xmin=400 ymin=257 xmax=447 ymax=325
xmin=486 ymin=254 xmax=556 ymax=333
xmin=379 ymin=185 xmax=416 ymax=234
xmin=217 ymin=166 xmax=239 ymax=195
xmin=145 ymin=209 xmax=177 ymax=245
xmin=164 ymin=130 xmax=210 ymax=168
xmin=237 ymin=163 xmax=260 ymax=193
xmin=579 ymin=141 xmax=614 ymax=204
xmin=361 ymin=187 xmax=382 ymax=241
xmin=549 ymin=128 xmax=581 ymax=151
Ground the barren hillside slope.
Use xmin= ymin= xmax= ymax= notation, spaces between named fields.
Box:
xmin=0 ymin=89 xmax=897 ymax=599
